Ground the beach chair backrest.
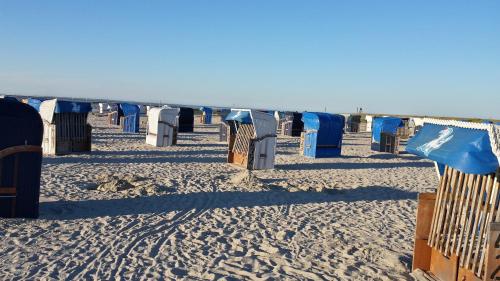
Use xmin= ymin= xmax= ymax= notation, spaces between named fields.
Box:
xmin=428 ymin=165 xmax=499 ymax=279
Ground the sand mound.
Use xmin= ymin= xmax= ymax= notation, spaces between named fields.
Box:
xmin=229 ymin=170 xmax=266 ymax=189
xmin=92 ymin=174 xmax=174 ymax=196
xmin=229 ymin=170 xmax=332 ymax=193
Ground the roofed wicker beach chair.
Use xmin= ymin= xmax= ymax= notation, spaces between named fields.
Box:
xmin=0 ymin=99 xmax=43 ymax=218
xmin=178 ymin=107 xmax=194 ymax=133
xmin=218 ymin=109 xmax=231 ymax=143
xmin=108 ymin=104 xmax=123 ymax=126
xmin=346 ymin=114 xmax=365 ymax=133
xmin=39 ymin=99 xmax=92 ymax=155
xmin=407 ymin=119 xmax=500 ymax=281
xmin=225 ymin=109 xmax=277 ymax=170
xmin=200 ymin=107 xmax=213 ymax=125
xmin=281 ymin=112 xmax=304 ymax=137
xmin=119 ymin=103 xmax=140 ymax=133
xmin=146 ymin=107 xmax=180 ymax=147
xmin=300 ymin=112 xmax=345 ymax=158
xmin=371 ymin=117 xmax=405 ymax=154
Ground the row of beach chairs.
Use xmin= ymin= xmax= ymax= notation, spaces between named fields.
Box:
xmin=1 ymin=98 xmax=499 ymax=281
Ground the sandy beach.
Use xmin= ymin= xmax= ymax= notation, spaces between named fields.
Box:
xmin=0 ymin=114 xmax=437 ymax=280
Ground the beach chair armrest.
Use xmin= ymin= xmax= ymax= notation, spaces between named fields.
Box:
xmin=0 ymin=145 xmax=42 ymax=159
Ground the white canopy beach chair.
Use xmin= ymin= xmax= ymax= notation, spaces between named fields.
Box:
xmin=226 ymin=109 xmax=277 ymax=170
xmin=146 ymin=107 xmax=180 ymax=147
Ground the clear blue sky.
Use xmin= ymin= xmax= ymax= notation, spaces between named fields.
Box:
xmin=1 ymin=1 xmax=498 ymax=118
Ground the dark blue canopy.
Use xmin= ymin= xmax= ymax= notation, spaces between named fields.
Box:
xmin=54 ymin=101 xmax=92 ymax=113
xmin=302 ymin=112 xmax=345 ymax=145
xmin=201 ymin=107 xmax=213 ymax=124
xmin=119 ymin=103 xmax=140 ymax=116
xmin=220 ymin=109 xmax=231 ymax=119
xmin=372 ymin=117 xmax=403 ymax=143
xmin=1 ymin=96 xmax=19 ymax=102
xmin=200 ymin=107 xmax=212 ymax=114
xmin=406 ymin=123 xmax=498 ymax=174
xmin=225 ymin=110 xmax=252 ymax=124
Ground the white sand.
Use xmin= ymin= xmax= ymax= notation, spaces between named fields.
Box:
xmin=0 ymin=114 xmax=437 ymax=280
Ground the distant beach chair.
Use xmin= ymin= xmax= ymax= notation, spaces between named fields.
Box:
xmin=108 ymin=104 xmax=123 ymax=126
xmin=346 ymin=114 xmax=365 ymax=132
xmin=226 ymin=109 xmax=277 ymax=170
xmin=178 ymin=107 xmax=194 ymax=133
xmin=146 ymin=107 xmax=180 ymax=147
xmin=119 ymin=103 xmax=140 ymax=133
xmin=200 ymin=107 xmax=213 ymax=125
xmin=300 ymin=112 xmax=345 ymax=158
xmin=273 ymin=111 xmax=285 ymax=131
xmin=398 ymin=118 xmax=411 ymax=139
xmin=218 ymin=109 xmax=231 ymax=143
xmin=39 ymin=99 xmax=92 ymax=155
xmin=281 ymin=112 xmax=304 ymax=137
xmin=346 ymin=114 xmax=374 ymax=133
xmin=0 ymin=99 xmax=43 ymax=218
xmin=407 ymin=119 xmax=500 ymax=281
xmin=371 ymin=117 xmax=405 ymax=154
xmin=98 ymin=103 xmax=111 ymax=114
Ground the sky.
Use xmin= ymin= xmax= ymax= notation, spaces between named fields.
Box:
xmin=0 ymin=1 xmax=499 ymax=118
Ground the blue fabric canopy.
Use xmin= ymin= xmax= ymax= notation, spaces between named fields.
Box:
xmin=302 ymin=113 xmax=345 ymax=158
xmin=372 ymin=117 xmax=403 ymax=143
xmin=54 ymin=101 xmax=92 ymax=113
xmin=200 ymin=107 xmax=212 ymax=113
xmin=225 ymin=110 xmax=252 ymax=124
xmin=406 ymin=123 xmax=498 ymax=174
xmin=119 ymin=103 xmax=140 ymax=116
xmin=302 ymin=113 xmax=344 ymax=142
xmin=220 ymin=109 xmax=231 ymax=120
xmin=200 ymin=107 xmax=213 ymax=124
xmin=27 ymin=98 xmax=42 ymax=112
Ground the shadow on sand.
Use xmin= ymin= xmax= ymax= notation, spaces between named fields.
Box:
xmin=43 ymin=155 xmax=226 ymax=165
xmin=40 ymin=186 xmax=418 ymax=220
xmin=276 ymin=161 xmax=433 ymax=171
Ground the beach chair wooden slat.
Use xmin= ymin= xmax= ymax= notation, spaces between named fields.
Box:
xmin=444 ymin=171 xmax=466 ymax=255
xmin=464 ymin=173 xmax=490 ymax=269
xmin=459 ymin=173 xmax=485 ymax=267
xmin=454 ymin=173 xmax=479 ymax=256
xmin=435 ymin=168 xmax=458 ymax=251
xmin=477 ymin=172 xmax=499 ymax=276
xmin=429 ymin=165 xmax=450 ymax=247
xmin=441 ymin=169 xmax=462 ymax=252
xmin=484 ymin=223 xmax=500 ymax=281
xmin=471 ymin=173 xmax=495 ymax=274
xmin=450 ymin=173 xmax=473 ymax=256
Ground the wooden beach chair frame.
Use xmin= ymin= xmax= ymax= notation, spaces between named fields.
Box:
xmin=43 ymin=113 xmax=92 ymax=155
xmin=219 ymin=122 xmax=229 ymax=143
xmin=281 ymin=113 xmax=303 ymax=137
xmin=347 ymin=114 xmax=367 ymax=133
xmin=227 ymin=110 xmax=277 ymax=170
xmin=228 ymin=123 xmax=256 ymax=169
xmin=412 ymin=166 xmax=500 ymax=281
